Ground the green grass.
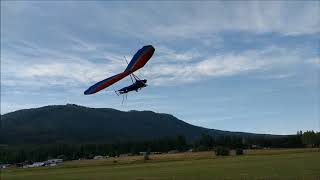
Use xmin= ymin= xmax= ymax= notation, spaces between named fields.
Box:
xmin=2 ymin=149 xmax=320 ymax=180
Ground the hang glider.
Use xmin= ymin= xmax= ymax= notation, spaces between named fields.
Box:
xmin=84 ymin=45 xmax=155 ymax=95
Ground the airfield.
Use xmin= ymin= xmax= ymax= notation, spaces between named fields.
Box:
xmin=2 ymin=148 xmax=320 ymax=180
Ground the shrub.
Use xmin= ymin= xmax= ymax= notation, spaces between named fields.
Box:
xmin=236 ymin=148 xmax=244 ymax=155
xmin=196 ymin=145 xmax=209 ymax=152
xmin=87 ymin=154 xmax=95 ymax=159
xmin=214 ymin=146 xmax=230 ymax=156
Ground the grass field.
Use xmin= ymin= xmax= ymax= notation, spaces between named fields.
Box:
xmin=1 ymin=148 xmax=320 ymax=180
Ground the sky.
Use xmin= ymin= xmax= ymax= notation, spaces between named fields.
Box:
xmin=1 ymin=1 xmax=319 ymax=134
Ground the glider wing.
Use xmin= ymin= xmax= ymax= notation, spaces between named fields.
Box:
xmin=84 ymin=45 xmax=155 ymax=95
xmin=84 ymin=71 xmax=130 ymax=95
xmin=125 ymin=45 xmax=155 ymax=72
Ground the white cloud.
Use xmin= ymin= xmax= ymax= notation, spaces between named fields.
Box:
xmin=1 ymin=40 xmax=126 ymax=89
xmin=306 ymin=57 xmax=320 ymax=67
xmin=143 ymin=46 xmax=304 ymax=85
xmin=143 ymin=1 xmax=320 ymax=39
xmin=2 ymin=41 xmax=314 ymax=90
xmin=257 ymin=73 xmax=295 ymax=80
xmin=3 ymin=60 xmax=121 ymax=87
xmin=156 ymin=46 xmax=201 ymax=62
xmin=1 ymin=1 xmax=319 ymax=90
xmin=1 ymin=1 xmax=319 ymax=44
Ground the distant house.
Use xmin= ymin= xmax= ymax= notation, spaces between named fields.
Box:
xmin=119 ymin=153 xmax=132 ymax=157
xmin=251 ymin=145 xmax=262 ymax=149
xmin=21 ymin=159 xmax=63 ymax=169
xmin=0 ymin=164 xmax=11 ymax=169
xmin=150 ymin=152 xmax=162 ymax=155
xmin=23 ymin=162 xmax=45 ymax=168
xmin=93 ymin=155 xmax=104 ymax=160
xmin=16 ymin=162 xmax=27 ymax=168
xmin=47 ymin=159 xmax=63 ymax=164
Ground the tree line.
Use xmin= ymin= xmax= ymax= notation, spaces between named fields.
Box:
xmin=1 ymin=131 xmax=319 ymax=164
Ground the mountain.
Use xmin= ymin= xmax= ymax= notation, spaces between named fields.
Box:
xmin=0 ymin=104 xmax=270 ymax=145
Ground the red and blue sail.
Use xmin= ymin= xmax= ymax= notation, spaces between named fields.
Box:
xmin=84 ymin=45 xmax=155 ymax=95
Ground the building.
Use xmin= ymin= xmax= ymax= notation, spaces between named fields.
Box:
xmin=23 ymin=162 xmax=45 ymax=168
xmin=21 ymin=159 xmax=63 ymax=168
xmin=93 ymin=155 xmax=104 ymax=160
xmin=0 ymin=164 xmax=11 ymax=169
xmin=47 ymin=159 xmax=63 ymax=164
xmin=119 ymin=153 xmax=132 ymax=157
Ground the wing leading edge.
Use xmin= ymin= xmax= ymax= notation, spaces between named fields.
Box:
xmin=84 ymin=71 xmax=131 ymax=95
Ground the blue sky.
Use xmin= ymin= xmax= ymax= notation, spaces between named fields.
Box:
xmin=1 ymin=1 xmax=319 ymax=134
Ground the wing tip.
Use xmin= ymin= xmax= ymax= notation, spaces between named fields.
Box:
xmin=84 ymin=89 xmax=93 ymax=95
